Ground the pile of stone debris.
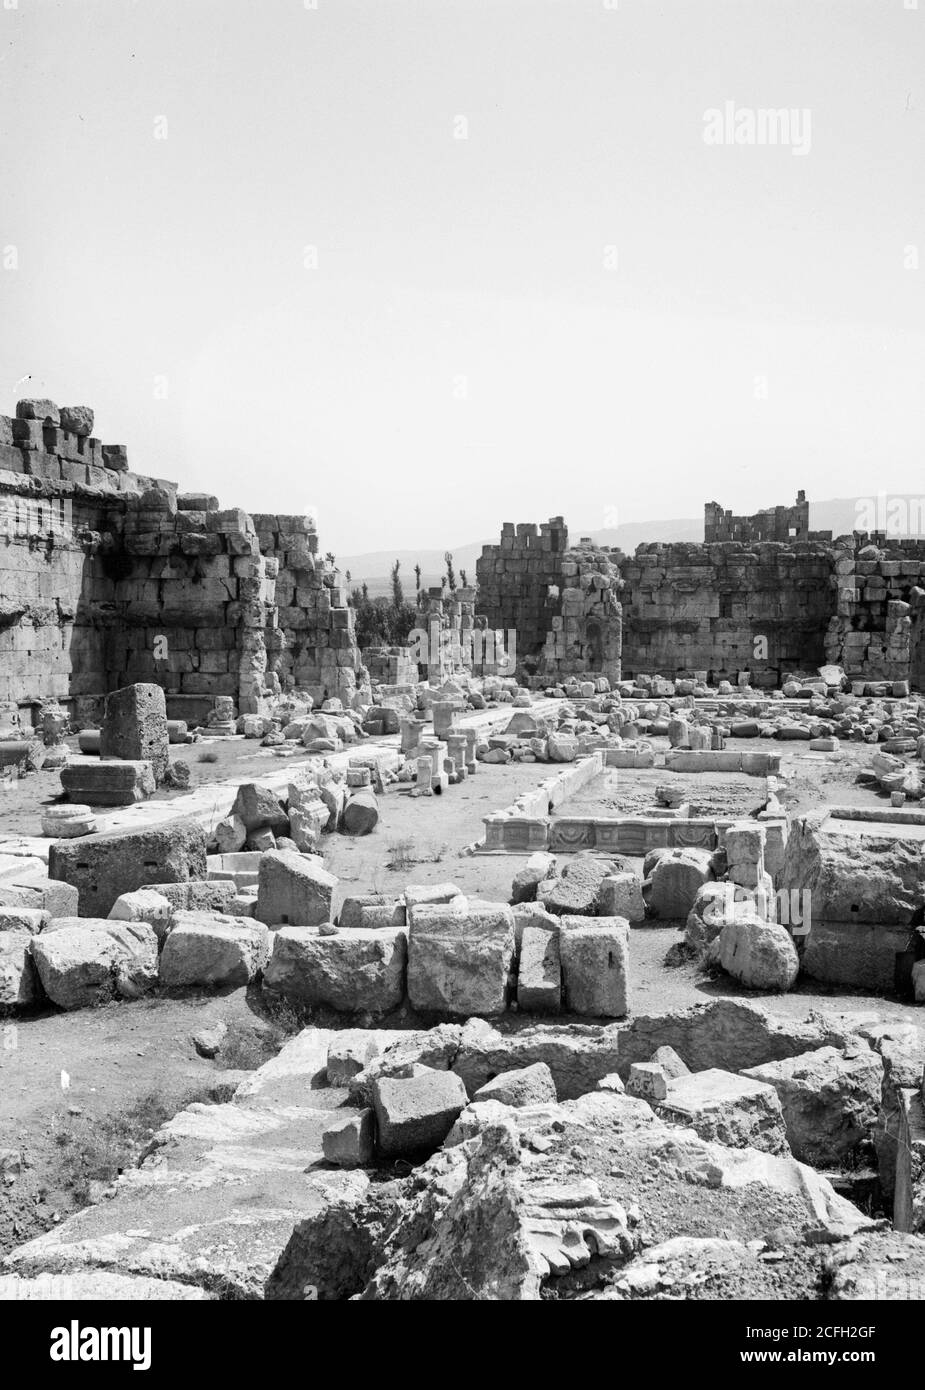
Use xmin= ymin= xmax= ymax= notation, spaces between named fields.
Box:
xmin=4 ymin=999 xmax=925 ymax=1300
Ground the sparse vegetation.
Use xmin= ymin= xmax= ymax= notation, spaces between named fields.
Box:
xmin=51 ymin=1085 xmax=213 ymax=1207
xmin=197 ymin=749 xmax=220 ymax=763
xmin=385 ymin=836 xmax=416 ymax=871
xmin=385 ymin=836 xmax=448 ymax=871
xmin=219 ymin=997 xmax=306 ymax=1069
xmin=350 ymin=565 xmax=419 ymax=650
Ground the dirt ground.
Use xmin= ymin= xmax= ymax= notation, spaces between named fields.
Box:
xmin=0 ymin=988 xmax=270 ymax=1257
xmin=324 ymin=760 xmax=565 ymax=912
xmin=558 ymin=766 xmax=768 ymax=819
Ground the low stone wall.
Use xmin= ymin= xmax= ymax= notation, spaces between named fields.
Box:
xmin=547 ymin=815 xmax=724 ymax=856
xmin=663 ymin=749 xmax=781 ymax=775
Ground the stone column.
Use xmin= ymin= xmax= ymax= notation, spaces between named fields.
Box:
xmin=447 ymin=732 xmax=468 ymax=781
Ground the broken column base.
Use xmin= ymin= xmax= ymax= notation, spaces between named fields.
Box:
xmin=60 ymin=759 xmax=156 ymax=806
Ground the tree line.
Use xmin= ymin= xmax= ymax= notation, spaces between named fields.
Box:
xmin=345 ymin=553 xmax=468 ymax=648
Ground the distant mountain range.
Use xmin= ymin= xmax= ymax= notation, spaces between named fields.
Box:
xmin=338 ymin=497 xmax=911 ymax=596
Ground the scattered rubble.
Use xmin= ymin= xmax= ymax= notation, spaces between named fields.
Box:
xmin=5 ymin=441 xmax=925 ymax=1303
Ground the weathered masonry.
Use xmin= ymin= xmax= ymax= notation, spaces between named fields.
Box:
xmin=475 ymin=519 xmax=624 ymax=685
xmin=704 ymin=491 xmax=821 ymax=545
xmin=478 ymin=501 xmax=925 ymax=688
xmin=0 ymin=399 xmax=366 ymax=727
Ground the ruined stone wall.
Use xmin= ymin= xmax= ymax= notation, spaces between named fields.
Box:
xmin=0 ymin=481 xmax=113 ymax=722
xmin=826 ymin=536 xmax=925 ymax=684
xmin=540 ymin=542 xmax=623 ymax=684
xmin=704 ymin=491 xmax=812 ymax=544
xmin=619 ymin=540 xmax=834 ymax=683
xmin=476 ymin=518 xmax=568 ymax=661
xmin=0 ymin=398 xmax=366 ymax=724
xmin=0 ymin=400 xmax=178 ymax=725
xmin=364 ymin=646 xmax=419 ymax=686
xmin=103 ymin=493 xmax=276 ymax=723
xmin=252 ymin=513 xmax=367 ymax=708
xmin=417 ymin=585 xmax=498 ymax=680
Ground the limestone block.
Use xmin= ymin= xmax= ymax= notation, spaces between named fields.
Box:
xmin=626 ymin=1061 xmax=669 ymax=1101
xmin=510 ymin=851 xmax=557 ymax=904
xmin=537 ymin=855 xmax=616 ymax=916
xmin=256 ymin=850 xmax=336 ymax=927
xmin=343 ymin=788 xmax=379 ymax=835
xmin=598 ymin=872 xmax=646 ymax=923
xmin=558 ymin=916 xmax=630 ymax=1017
xmin=48 ymin=816 xmax=207 ymax=916
xmin=322 ymin=1109 xmax=375 ymax=1168
xmin=99 ymin=683 xmax=169 ymax=784
xmin=472 ymin=1062 xmax=557 ymax=1107
xmin=743 ymin=1043 xmax=881 ymax=1166
xmin=327 ymin=1031 xmax=382 ymax=1084
xmin=0 ymin=932 xmax=41 ymax=1006
xmin=656 ymin=1068 xmax=789 ymax=1155
xmin=718 ymin=912 xmax=800 ymax=992
xmin=108 ymin=888 xmax=174 ymax=943
xmin=372 ymin=1069 xmax=468 ymax=1156
xmin=263 ymin=926 xmax=406 ymax=1013
xmin=30 ymin=921 xmax=158 ymax=1009
xmin=158 ymin=913 xmax=269 ymax=987
xmin=780 ymin=815 xmax=925 ymax=924
xmin=230 ymin=782 xmax=289 ymax=834
xmin=517 ymin=924 xmax=561 ymax=1011
xmin=643 ymin=848 xmax=714 ymax=919
xmin=60 ymin=759 xmax=155 ymax=807
xmin=408 ymin=903 xmax=515 ymax=1016
xmin=0 ymin=908 xmax=48 ymax=935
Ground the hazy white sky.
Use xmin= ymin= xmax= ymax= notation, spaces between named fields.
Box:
xmin=1 ymin=0 xmax=924 ymax=554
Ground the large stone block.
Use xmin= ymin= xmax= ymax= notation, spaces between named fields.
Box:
xmin=60 ymin=759 xmax=156 ymax=806
xmin=598 ymin=872 xmax=646 ymax=923
xmin=472 ymin=1062 xmax=557 ymax=1107
xmin=372 ymin=1069 xmax=468 ymax=1156
xmin=263 ymin=926 xmax=407 ymax=1013
xmin=338 ymin=894 xmax=405 ymax=930
xmin=743 ymin=1043 xmax=882 ymax=1166
xmin=16 ymin=398 xmax=60 ymax=425
xmin=0 ymin=907 xmax=48 ymax=935
xmin=517 ymin=924 xmax=561 ymax=1011
xmin=0 ymin=932 xmax=41 ymax=1007
xmin=510 ymin=851 xmax=557 ymax=904
xmin=558 ymin=916 xmax=630 ymax=1018
xmin=158 ymin=912 xmax=269 ymax=987
xmin=108 ymin=889 xmax=173 ymax=942
xmin=537 ymin=855 xmax=615 ymax=916
xmin=780 ymin=814 xmax=925 ymax=924
xmin=0 ymin=879 xmax=79 ymax=919
xmin=717 ymin=913 xmax=800 ymax=992
xmin=322 ymin=1109 xmax=375 ymax=1168
xmin=256 ymin=850 xmax=336 ymax=926
xmin=230 ymin=783 xmax=289 ymax=834
xmin=30 ymin=921 xmax=158 ymax=1010
xmin=407 ymin=903 xmax=515 ymax=1016
xmin=147 ymin=880 xmax=237 ymax=914
xmin=801 ymin=920 xmax=914 ymax=992
xmin=643 ymin=848 xmax=714 ymax=919
xmin=99 ymin=683 xmax=169 ymax=784
xmin=59 ymin=405 xmax=94 ymax=437
xmin=684 ymin=882 xmax=735 ymax=952
xmin=656 ymin=1068 xmax=789 ymax=1155
xmin=48 ymin=816 xmax=207 ymax=916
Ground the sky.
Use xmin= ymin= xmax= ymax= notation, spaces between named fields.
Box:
xmin=1 ymin=0 xmax=924 ymax=555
